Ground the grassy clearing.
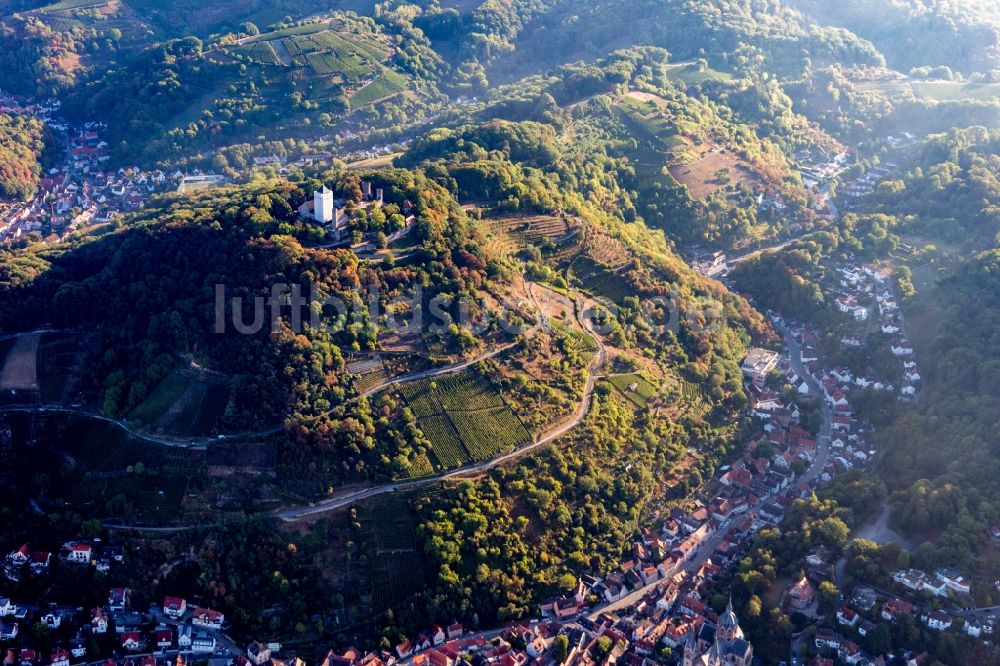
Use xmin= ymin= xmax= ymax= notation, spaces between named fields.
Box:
xmin=608 ymin=373 xmax=659 ymax=407
xmin=349 ymin=70 xmax=407 ymax=108
xmin=130 ymin=371 xmax=228 ymax=435
xmin=666 ymin=62 xmax=732 ymax=86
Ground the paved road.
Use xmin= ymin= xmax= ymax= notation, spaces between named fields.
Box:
xmin=0 ymin=404 xmax=213 ymax=449
xmin=275 ymin=281 xmax=608 ymax=521
xmin=0 ymin=314 xmax=542 ymax=449
xmin=774 ymin=319 xmax=833 ymax=479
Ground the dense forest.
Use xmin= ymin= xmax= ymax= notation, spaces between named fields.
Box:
xmin=0 ymin=112 xmax=51 ymax=201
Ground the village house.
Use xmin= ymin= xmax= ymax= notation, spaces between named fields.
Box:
xmin=6 ymin=545 xmax=29 ymax=567
xmin=155 ymin=628 xmax=174 ymax=651
xmin=881 ymin=598 xmax=916 ymax=622
xmin=788 ymin=577 xmax=816 ymax=610
xmin=191 ymin=633 xmax=216 ymax=653
xmin=836 ymin=607 xmax=860 ymax=628
xmin=191 ymin=607 xmax=225 ymax=628
xmin=120 ymin=631 xmax=143 ymax=651
xmin=935 ymin=568 xmax=971 ymax=595
xmin=0 ymin=621 xmax=18 ymax=640
xmin=65 ymin=542 xmax=92 ymax=564
xmin=741 ymin=348 xmax=780 ymax=388
xmin=49 ymin=650 xmax=69 ymax=666
xmin=29 ymin=551 xmax=51 ymax=575
xmin=892 ymin=569 xmax=949 ymax=597
xmin=924 ymin=610 xmax=952 ymax=632
xmin=163 ymin=596 xmax=187 ymax=619
xmin=91 ymin=608 xmax=109 ymax=634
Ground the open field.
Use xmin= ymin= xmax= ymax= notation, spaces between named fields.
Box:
xmin=0 ymin=334 xmax=40 ymax=391
xmin=607 ymin=373 xmax=659 ymax=407
xmin=346 ymin=152 xmax=400 ymax=171
xmin=665 ymin=62 xmax=732 ymax=86
xmin=668 ymin=142 xmax=757 ymax=200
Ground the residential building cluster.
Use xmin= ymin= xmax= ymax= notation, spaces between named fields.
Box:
xmin=1 ymin=538 xmax=239 ymax=666
xmin=0 ymin=91 xmax=178 ymax=245
xmin=833 ymin=260 xmax=921 ymax=398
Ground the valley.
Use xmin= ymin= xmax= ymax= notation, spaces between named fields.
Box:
xmin=3 ymin=0 xmax=1000 ymax=665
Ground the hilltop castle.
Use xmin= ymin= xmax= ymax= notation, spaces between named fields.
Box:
xmin=682 ymin=598 xmax=753 ymax=666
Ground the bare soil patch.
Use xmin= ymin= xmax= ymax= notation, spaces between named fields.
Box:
xmin=668 ymin=143 xmax=759 ymax=200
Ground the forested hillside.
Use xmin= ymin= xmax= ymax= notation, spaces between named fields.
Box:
xmin=790 ymin=0 xmax=1000 ymax=73
xmin=0 ymin=112 xmax=52 ymax=201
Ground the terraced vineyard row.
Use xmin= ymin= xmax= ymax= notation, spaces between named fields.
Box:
xmin=354 ymin=367 xmax=388 ymax=394
xmin=433 ymin=372 xmax=506 ymax=411
xmin=349 ymin=71 xmax=407 ymax=107
xmin=398 ymin=370 xmax=532 ymax=476
xmin=482 ymin=215 xmax=579 ymax=257
xmin=417 ymin=414 xmax=469 ymax=468
xmin=553 ymin=322 xmax=598 ymax=365
xmin=398 ymin=380 xmax=442 ymax=418
xmin=449 ymin=407 xmax=531 ymax=460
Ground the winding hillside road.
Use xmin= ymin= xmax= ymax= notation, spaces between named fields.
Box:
xmin=274 ymin=281 xmax=608 ymax=521
xmin=0 ymin=315 xmax=544 ymax=449
xmin=3 ymin=281 xmax=609 ymax=523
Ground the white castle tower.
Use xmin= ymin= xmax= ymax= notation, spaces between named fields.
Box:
xmin=314 ymin=186 xmax=334 ymax=224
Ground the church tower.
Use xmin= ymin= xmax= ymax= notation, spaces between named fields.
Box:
xmin=717 ymin=597 xmax=743 ymax=643
xmin=682 ymin=629 xmax=697 ymax=666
